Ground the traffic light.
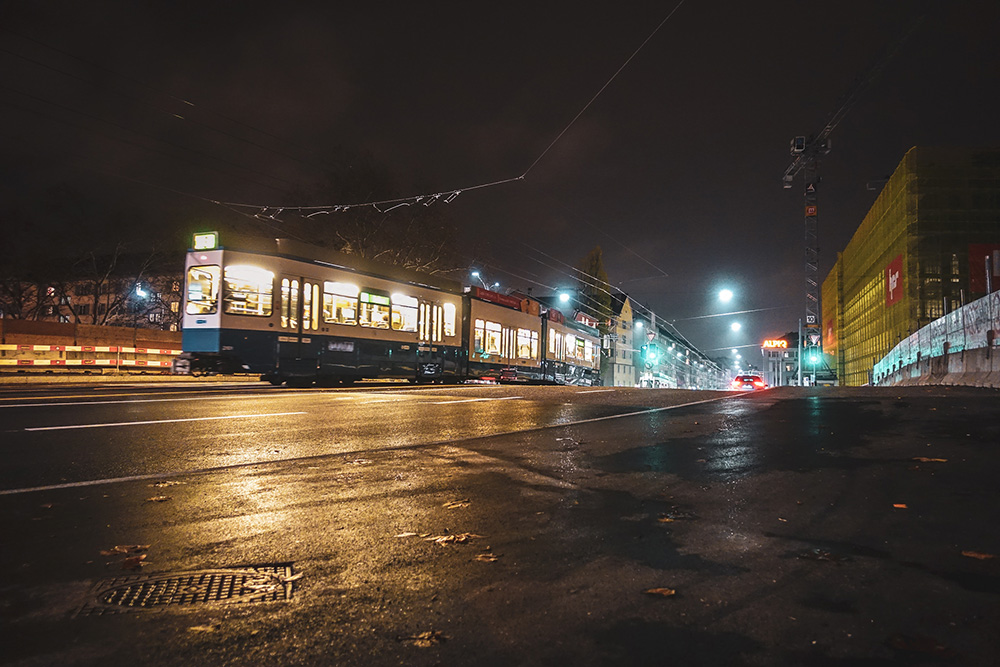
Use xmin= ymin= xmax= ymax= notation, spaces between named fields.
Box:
xmin=647 ymin=343 xmax=659 ymax=362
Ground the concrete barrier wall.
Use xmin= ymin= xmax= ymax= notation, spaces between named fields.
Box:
xmin=0 ymin=320 xmax=181 ymax=371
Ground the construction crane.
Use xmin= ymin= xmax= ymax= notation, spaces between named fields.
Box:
xmin=781 ymin=15 xmax=922 ymax=385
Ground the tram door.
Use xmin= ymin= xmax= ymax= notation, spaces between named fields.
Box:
xmin=417 ymin=301 xmax=445 ymax=380
xmin=278 ymin=276 xmax=321 ymax=378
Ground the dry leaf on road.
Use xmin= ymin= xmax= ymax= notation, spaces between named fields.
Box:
xmin=912 ymin=457 xmax=947 ymax=463
xmin=425 ymin=533 xmax=482 ymax=545
xmin=403 ymin=630 xmax=447 ymax=647
xmin=100 ymin=544 xmax=149 ymax=556
xmin=643 ymin=587 xmax=676 ymax=597
xmin=961 ymin=550 xmax=995 ymax=560
xmin=122 ymin=554 xmax=147 ymax=570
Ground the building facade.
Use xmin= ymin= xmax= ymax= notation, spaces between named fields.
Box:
xmin=822 ymin=147 xmax=1000 ymax=386
xmin=603 ymin=296 xmax=638 ymax=387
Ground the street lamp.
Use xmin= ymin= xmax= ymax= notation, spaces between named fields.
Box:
xmin=730 ymin=321 xmax=742 ymax=333
xmin=718 ymin=288 xmax=734 ymax=303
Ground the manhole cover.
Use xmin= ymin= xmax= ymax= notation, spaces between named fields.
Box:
xmin=78 ymin=563 xmax=296 ymax=616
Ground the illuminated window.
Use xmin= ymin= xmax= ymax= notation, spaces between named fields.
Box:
xmin=565 ymin=334 xmax=577 ymax=359
xmin=517 ymin=328 xmax=534 ymax=359
xmin=323 ymin=282 xmax=358 ymax=325
xmin=443 ymin=302 xmax=456 ymax=337
xmin=281 ymin=278 xmax=299 ymax=329
xmin=302 ymin=281 xmax=320 ymax=330
xmin=186 ymin=265 xmax=220 ymax=315
xmin=359 ymin=290 xmax=391 ymax=328
xmin=474 ymin=319 xmax=503 ymax=358
xmin=474 ymin=318 xmax=486 ymax=354
xmin=391 ymin=293 xmax=418 ymax=332
xmin=584 ymin=339 xmax=594 ymax=362
xmin=223 ymin=265 xmax=273 ymax=316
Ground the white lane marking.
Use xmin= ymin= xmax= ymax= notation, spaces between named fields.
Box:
xmin=1 ymin=393 xmax=739 ymax=496
xmin=577 ymin=389 xmax=615 ymax=393
xmin=1 ymin=395 xmax=281 ymax=409
xmin=23 ymin=412 xmax=306 ymax=432
xmin=432 ymin=396 xmax=523 ymax=405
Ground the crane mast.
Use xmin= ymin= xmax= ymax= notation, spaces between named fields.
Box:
xmin=781 ymin=15 xmax=921 ymax=385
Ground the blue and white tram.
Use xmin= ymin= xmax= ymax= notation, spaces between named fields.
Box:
xmin=176 ymin=233 xmax=603 ymax=386
xmin=178 ymin=234 xmax=464 ymax=385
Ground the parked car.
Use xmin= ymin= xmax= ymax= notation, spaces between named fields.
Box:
xmin=731 ymin=374 xmax=767 ymax=391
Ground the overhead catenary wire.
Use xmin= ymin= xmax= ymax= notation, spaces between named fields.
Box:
xmin=213 ymin=0 xmax=688 ymax=215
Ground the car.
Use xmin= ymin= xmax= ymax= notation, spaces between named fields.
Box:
xmin=731 ymin=374 xmax=767 ymax=391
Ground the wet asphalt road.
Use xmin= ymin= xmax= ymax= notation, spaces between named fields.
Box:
xmin=1 ymin=381 xmax=999 ymax=666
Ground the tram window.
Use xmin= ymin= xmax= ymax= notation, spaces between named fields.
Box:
xmin=359 ymin=291 xmax=391 ymax=329
xmin=281 ymin=278 xmax=299 ymax=329
xmin=584 ymin=339 xmax=594 ymax=362
xmin=474 ymin=319 xmax=502 ymax=357
xmin=302 ymin=281 xmax=320 ymax=330
xmin=549 ymin=331 xmax=563 ymax=360
xmin=474 ymin=318 xmax=485 ymax=354
xmin=391 ymin=293 xmax=418 ymax=332
xmin=487 ymin=322 xmax=503 ymax=357
xmin=565 ymin=334 xmax=577 ymax=359
xmin=517 ymin=328 xmax=535 ymax=360
xmin=186 ymin=265 xmax=220 ymax=315
xmin=323 ymin=282 xmax=358 ymax=325
xmin=222 ymin=265 xmax=273 ymax=316
xmin=443 ymin=302 xmax=456 ymax=337
xmin=433 ymin=305 xmax=443 ymax=342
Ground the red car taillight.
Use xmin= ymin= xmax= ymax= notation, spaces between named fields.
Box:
xmin=753 ymin=380 xmax=765 ymax=387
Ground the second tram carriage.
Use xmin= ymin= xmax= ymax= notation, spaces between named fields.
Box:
xmin=175 ymin=233 xmax=601 ymax=386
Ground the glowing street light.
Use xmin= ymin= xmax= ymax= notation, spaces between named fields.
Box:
xmin=718 ymin=288 xmax=734 ymax=303
xmin=730 ymin=321 xmax=742 ymax=332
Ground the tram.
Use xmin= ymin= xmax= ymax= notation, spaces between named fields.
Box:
xmin=175 ymin=232 xmax=601 ymax=386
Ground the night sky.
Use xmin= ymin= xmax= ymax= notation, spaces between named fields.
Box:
xmin=2 ymin=1 xmax=998 ymax=356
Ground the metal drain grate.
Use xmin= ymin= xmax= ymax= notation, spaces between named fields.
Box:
xmin=77 ymin=563 xmax=296 ymax=616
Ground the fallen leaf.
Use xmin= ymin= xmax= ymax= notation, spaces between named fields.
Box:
xmin=657 ymin=517 xmax=675 ymax=523
xmin=443 ymin=499 xmax=470 ymax=509
xmin=473 ymin=553 xmax=499 ymax=562
xmin=893 ymin=503 xmax=908 ymax=509
xmin=146 ymin=495 xmax=172 ymax=503
xmin=122 ymin=554 xmax=147 ymax=570
xmin=643 ymin=587 xmax=677 ymax=597
xmin=425 ymin=533 xmax=482 ymax=545
xmin=100 ymin=544 xmax=150 ymax=556
xmin=188 ymin=624 xmax=219 ymax=633
xmin=403 ymin=630 xmax=447 ymax=647
xmin=777 ymin=517 xmax=788 ymax=522
xmin=961 ymin=550 xmax=996 ymax=560
xmin=395 ymin=532 xmax=420 ymax=538
xmin=912 ymin=457 xmax=947 ymax=463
